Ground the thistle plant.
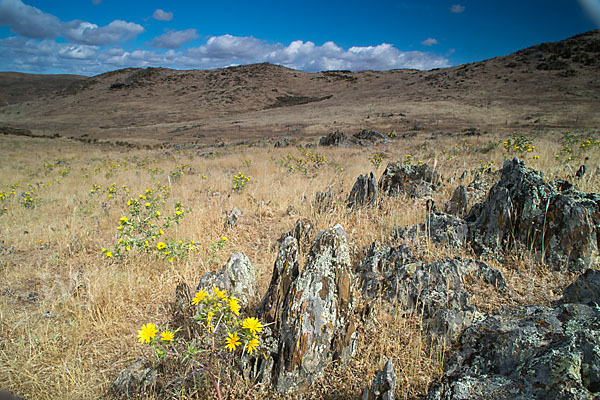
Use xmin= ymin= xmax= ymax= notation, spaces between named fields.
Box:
xmin=136 ymin=287 xmax=264 ymax=399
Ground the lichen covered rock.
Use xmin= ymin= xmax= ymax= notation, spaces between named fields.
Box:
xmin=274 ymin=225 xmax=356 ymax=393
xmin=110 ymin=358 xmax=157 ymax=398
xmin=197 ymin=252 xmax=256 ymax=305
xmin=379 ymin=162 xmax=441 ymax=198
xmin=391 ymin=211 xmax=468 ymax=249
xmin=362 ymin=358 xmax=397 ymax=400
xmin=347 ymin=172 xmax=378 ymax=209
xmin=466 ymin=157 xmax=600 ymax=271
xmin=427 ymin=304 xmax=600 ymax=400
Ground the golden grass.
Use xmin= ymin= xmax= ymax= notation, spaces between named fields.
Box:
xmin=0 ymin=129 xmax=598 ymax=399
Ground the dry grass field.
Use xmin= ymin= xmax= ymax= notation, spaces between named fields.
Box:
xmin=1 ymin=128 xmax=598 ymax=399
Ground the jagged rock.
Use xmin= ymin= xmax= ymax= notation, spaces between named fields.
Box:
xmin=391 ymin=211 xmax=468 ymax=249
xmin=197 ymin=252 xmax=256 ymax=305
xmin=378 ymin=162 xmax=441 ymax=198
xmin=110 ymin=358 xmax=157 ymax=398
xmin=347 ymin=172 xmax=378 ymax=209
xmin=461 ymin=259 xmax=508 ymax=292
xmin=357 ymin=242 xmax=485 ymax=341
xmin=314 ymin=190 xmax=335 ymax=213
xmin=224 ymin=207 xmax=242 ymax=229
xmin=427 ymin=304 xmax=600 ymax=400
xmin=362 ymin=359 xmax=396 ymax=400
xmin=466 ymin=157 xmax=600 ymax=271
xmin=445 ymin=185 xmax=468 ymax=217
xmin=273 ymin=225 xmax=357 ymax=393
xmin=257 ymin=236 xmax=300 ymax=332
xmin=556 ymin=269 xmax=600 ymax=307
xmin=274 ymin=138 xmax=291 ymax=148
xmin=319 ymin=131 xmax=347 ymax=146
xmin=275 ymin=218 xmax=315 ymax=252
xmin=353 ymin=130 xmax=386 ymax=142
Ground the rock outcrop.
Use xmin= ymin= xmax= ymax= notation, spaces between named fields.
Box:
xmin=379 ymin=162 xmax=441 ymax=198
xmin=391 ymin=210 xmax=468 ymax=249
xmin=445 ymin=185 xmax=468 ymax=217
xmin=347 ymin=172 xmax=378 ymax=209
xmin=427 ymin=303 xmax=600 ymax=400
xmin=467 ymin=157 xmax=600 ymax=271
xmin=362 ymin=359 xmax=397 ymax=400
xmin=319 ymin=131 xmax=347 ymax=146
xmin=556 ymin=268 xmax=600 ymax=307
xmin=197 ymin=252 xmax=256 ymax=305
xmin=263 ymin=225 xmax=357 ymax=393
xmin=314 ymin=190 xmax=335 ymax=213
xmin=275 ymin=218 xmax=315 ymax=252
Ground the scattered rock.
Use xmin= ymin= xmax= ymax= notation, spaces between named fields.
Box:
xmin=362 ymin=358 xmax=396 ymax=400
xmin=319 ymin=131 xmax=347 ymax=146
xmin=197 ymin=252 xmax=256 ymax=305
xmin=352 ymin=130 xmax=386 ymax=143
xmin=391 ymin=210 xmax=468 ymax=249
xmin=467 ymin=157 xmax=600 ymax=271
xmin=273 ymin=225 xmax=357 ymax=393
xmin=357 ymin=241 xmax=487 ymax=341
xmin=379 ymin=162 xmax=441 ymax=198
xmin=314 ymin=190 xmax=335 ymax=213
xmin=224 ymin=207 xmax=242 ymax=229
xmin=274 ymin=138 xmax=291 ymax=148
xmin=444 ymin=185 xmax=468 ymax=217
xmin=427 ymin=304 xmax=600 ymax=400
xmin=276 ymin=218 xmax=316 ymax=252
xmin=110 ymin=358 xmax=157 ymax=398
xmin=556 ymin=269 xmax=600 ymax=307
xmin=347 ymin=172 xmax=378 ymax=209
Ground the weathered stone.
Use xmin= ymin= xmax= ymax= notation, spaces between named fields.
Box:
xmin=314 ymin=190 xmax=335 ymax=213
xmin=427 ymin=304 xmax=600 ymax=400
xmin=353 ymin=130 xmax=386 ymax=142
xmin=224 ymin=207 xmax=242 ymax=229
xmin=110 ymin=358 xmax=157 ymax=398
xmin=362 ymin=359 xmax=396 ymax=400
xmin=466 ymin=157 xmax=600 ymax=271
xmin=274 ymin=225 xmax=356 ymax=393
xmin=319 ymin=131 xmax=347 ymax=146
xmin=257 ymin=236 xmax=300 ymax=332
xmin=557 ymin=269 xmax=600 ymax=307
xmin=391 ymin=211 xmax=468 ymax=249
xmin=379 ymin=162 xmax=441 ymax=198
xmin=275 ymin=218 xmax=315 ymax=252
xmin=0 ymin=390 xmax=25 ymax=400
xmin=347 ymin=172 xmax=378 ymax=209
xmin=197 ymin=252 xmax=256 ymax=305
xmin=274 ymin=137 xmax=291 ymax=148
xmin=357 ymin=242 xmax=485 ymax=341
xmin=445 ymin=185 xmax=468 ymax=217
xmin=461 ymin=259 xmax=508 ymax=292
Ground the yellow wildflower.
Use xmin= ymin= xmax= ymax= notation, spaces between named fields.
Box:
xmin=192 ymin=289 xmax=207 ymax=305
xmin=137 ymin=323 xmax=158 ymax=344
xmin=157 ymin=242 xmax=166 ymax=250
xmin=229 ymin=297 xmax=240 ymax=316
xmin=225 ymin=332 xmax=240 ymax=352
xmin=242 ymin=317 xmax=263 ymax=336
xmin=246 ymin=337 xmax=259 ymax=355
xmin=160 ymin=330 xmax=174 ymax=342
xmin=213 ymin=287 xmax=226 ymax=299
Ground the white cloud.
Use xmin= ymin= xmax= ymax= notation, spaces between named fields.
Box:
xmin=62 ymin=20 xmax=144 ymax=45
xmin=0 ymin=0 xmax=61 ymax=39
xmin=150 ymin=29 xmax=199 ymax=48
xmin=421 ymin=38 xmax=439 ymax=46
xmin=152 ymin=9 xmax=173 ymax=21
xmin=449 ymin=4 xmax=465 ymax=13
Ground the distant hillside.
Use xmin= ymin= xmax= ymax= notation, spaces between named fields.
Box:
xmin=0 ymin=30 xmax=598 ymax=145
xmin=0 ymin=72 xmax=87 ymax=106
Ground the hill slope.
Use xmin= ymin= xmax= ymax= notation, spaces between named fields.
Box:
xmin=0 ymin=30 xmax=598 ymax=144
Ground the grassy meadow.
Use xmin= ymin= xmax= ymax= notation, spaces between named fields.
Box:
xmin=0 ymin=129 xmax=598 ymax=399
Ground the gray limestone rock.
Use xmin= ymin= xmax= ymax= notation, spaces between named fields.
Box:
xmin=347 ymin=172 xmax=378 ymax=209
xmin=274 ymin=225 xmax=357 ymax=393
xmin=391 ymin=211 xmax=468 ymax=249
xmin=275 ymin=218 xmax=315 ymax=252
xmin=362 ymin=358 xmax=397 ymax=400
xmin=466 ymin=157 xmax=600 ymax=272
xmin=427 ymin=304 xmax=600 ymax=400
xmin=319 ymin=131 xmax=348 ymax=146
xmin=379 ymin=162 xmax=441 ymax=198
xmin=197 ymin=252 xmax=256 ymax=305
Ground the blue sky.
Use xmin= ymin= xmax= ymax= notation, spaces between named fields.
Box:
xmin=0 ymin=0 xmax=598 ymax=76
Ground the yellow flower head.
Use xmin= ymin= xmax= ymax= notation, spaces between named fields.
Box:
xmin=137 ymin=323 xmax=158 ymax=344
xmin=229 ymin=297 xmax=240 ymax=316
xmin=246 ymin=337 xmax=259 ymax=355
xmin=221 ymin=236 xmax=228 ymax=242
xmin=213 ymin=287 xmax=226 ymax=299
xmin=225 ymin=332 xmax=240 ymax=352
xmin=106 ymin=251 xmax=113 ymax=258
xmin=160 ymin=330 xmax=174 ymax=342
xmin=156 ymin=242 xmax=166 ymax=250
xmin=192 ymin=289 xmax=207 ymax=305
xmin=242 ymin=317 xmax=263 ymax=336
xmin=207 ymin=311 xmax=214 ymax=324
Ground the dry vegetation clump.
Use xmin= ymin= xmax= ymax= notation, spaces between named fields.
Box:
xmin=0 ymin=128 xmax=599 ymax=399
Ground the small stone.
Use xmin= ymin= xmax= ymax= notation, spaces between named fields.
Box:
xmin=197 ymin=252 xmax=256 ymax=305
